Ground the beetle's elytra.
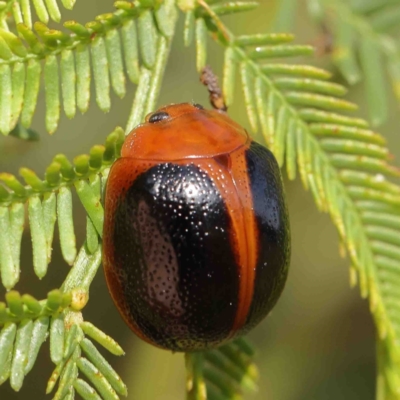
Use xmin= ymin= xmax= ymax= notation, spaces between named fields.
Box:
xmin=103 ymin=103 xmax=290 ymax=352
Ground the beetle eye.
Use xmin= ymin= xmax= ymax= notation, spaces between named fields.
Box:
xmin=193 ymin=103 xmax=204 ymax=110
xmin=149 ymin=111 xmax=170 ymax=123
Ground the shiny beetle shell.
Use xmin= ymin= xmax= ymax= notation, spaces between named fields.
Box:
xmin=103 ymin=103 xmax=290 ymax=352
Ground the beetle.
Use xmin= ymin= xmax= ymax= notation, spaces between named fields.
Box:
xmin=103 ymin=102 xmax=290 ymax=352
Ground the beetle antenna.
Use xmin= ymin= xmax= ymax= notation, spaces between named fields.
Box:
xmin=200 ymin=66 xmax=227 ymax=112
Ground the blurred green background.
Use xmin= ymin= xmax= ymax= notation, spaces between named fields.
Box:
xmin=2 ymin=0 xmax=399 ymax=398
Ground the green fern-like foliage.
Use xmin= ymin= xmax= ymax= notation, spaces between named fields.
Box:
xmin=0 ymin=0 xmax=177 ymax=135
xmin=301 ymin=0 xmax=400 ymax=127
xmin=1 ymin=0 xmax=76 ymax=28
xmin=186 ymin=339 xmax=258 ymax=400
xmin=0 ymin=128 xmax=128 ymax=398
xmin=276 ymin=0 xmax=400 ymax=126
xmin=1 ymin=1 xmax=400 ymax=399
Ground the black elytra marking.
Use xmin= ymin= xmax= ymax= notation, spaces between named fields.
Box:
xmin=149 ymin=111 xmax=170 ymax=123
xmin=111 ymin=162 xmax=240 ymax=351
xmin=242 ymin=141 xmax=290 ymax=334
xmin=192 ymin=103 xmax=204 ymax=110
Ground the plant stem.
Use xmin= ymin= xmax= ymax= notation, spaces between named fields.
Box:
xmin=186 ymin=352 xmax=207 ymax=400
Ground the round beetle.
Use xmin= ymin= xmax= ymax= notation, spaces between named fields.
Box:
xmin=103 ymin=103 xmax=290 ymax=352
